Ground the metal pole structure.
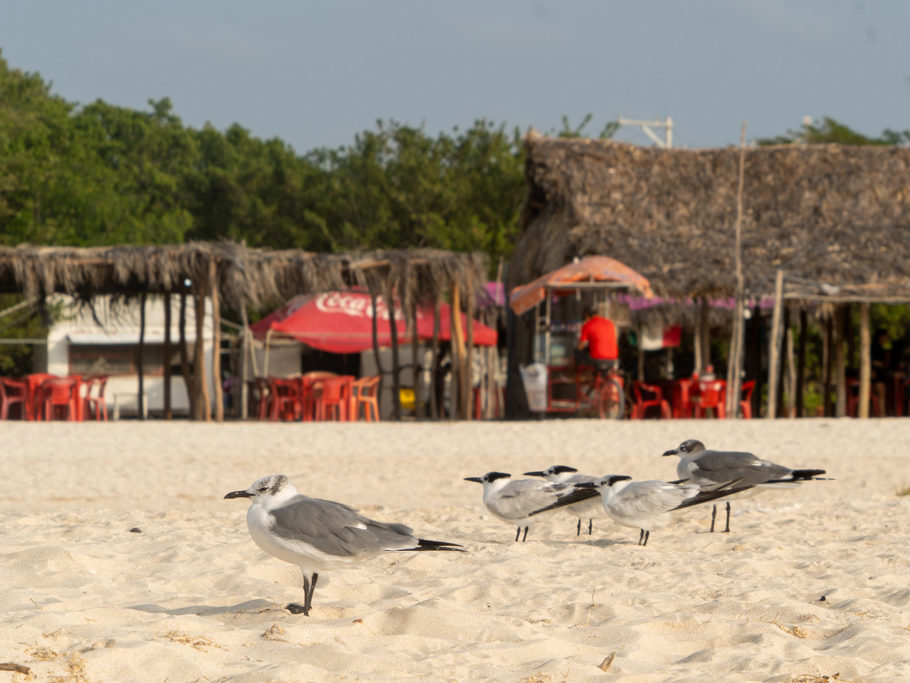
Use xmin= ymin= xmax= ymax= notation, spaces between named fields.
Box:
xmin=616 ymin=116 xmax=673 ymax=148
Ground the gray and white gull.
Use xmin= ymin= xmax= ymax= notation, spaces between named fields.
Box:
xmin=225 ymin=474 xmax=462 ymax=616
xmin=662 ymin=438 xmax=828 ymax=532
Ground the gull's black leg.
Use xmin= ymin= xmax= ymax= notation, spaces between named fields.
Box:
xmin=710 ymin=504 xmax=717 ymax=533
xmin=588 ymin=519 xmax=593 ymax=535
xmin=642 ymin=530 xmax=650 ymax=546
xmin=724 ymin=502 xmax=731 ymax=533
xmin=522 ymin=526 xmax=529 ymax=542
xmin=286 ymin=574 xmax=311 ymax=615
xmin=577 ymin=518 xmax=581 ymax=536
xmin=303 ymin=572 xmax=318 ymax=614
xmin=515 ymin=526 xmax=520 ymax=542
xmin=638 ymin=528 xmax=645 ymax=545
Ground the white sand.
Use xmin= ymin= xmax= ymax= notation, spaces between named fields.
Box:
xmin=1 ymin=418 xmax=909 ymax=682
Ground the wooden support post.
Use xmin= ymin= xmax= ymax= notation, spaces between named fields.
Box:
xmin=834 ymin=306 xmax=847 ymax=417
xmin=699 ymin=300 xmax=711 ymax=371
xmin=369 ymin=286 xmax=384 ymax=419
xmin=178 ymin=292 xmax=194 ymax=417
xmin=451 ymin=281 xmax=467 ymax=420
xmin=240 ymin=302 xmax=249 ymax=420
xmin=637 ymin=323 xmax=645 ymax=381
xmin=796 ymin=308 xmax=807 ymax=418
xmin=193 ymin=290 xmax=211 ymax=421
xmin=785 ymin=317 xmax=796 ymax=418
xmin=411 ymin=299 xmax=423 ymax=420
xmin=210 ymin=259 xmax=223 ymax=423
xmin=766 ymin=270 xmax=785 ymax=419
xmin=822 ymin=313 xmax=833 ymax=417
xmin=163 ymin=292 xmax=173 ymax=419
xmin=429 ymin=299 xmax=440 ymax=420
xmin=138 ymin=291 xmax=147 ymax=421
xmin=726 ymin=121 xmax=748 ymax=419
xmin=465 ymin=276 xmax=475 ymax=421
xmin=859 ymin=302 xmax=871 ymax=418
xmin=383 ymin=286 xmax=402 ymax=421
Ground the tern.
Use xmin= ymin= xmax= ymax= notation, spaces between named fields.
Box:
xmin=567 ymin=475 xmax=747 ymax=546
xmin=225 ymin=474 xmax=463 ymax=616
xmin=662 ymin=439 xmax=828 ymax=532
xmin=524 ymin=465 xmax=603 ymax=535
xmin=464 ymin=471 xmax=601 ymax=542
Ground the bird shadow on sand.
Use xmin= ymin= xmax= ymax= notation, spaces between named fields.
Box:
xmin=128 ymin=599 xmax=275 ymax=617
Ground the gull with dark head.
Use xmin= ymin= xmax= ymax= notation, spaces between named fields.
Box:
xmin=524 ymin=465 xmax=604 ymax=535
xmin=464 ymin=471 xmax=600 ymax=542
xmin=225 ymin=474 xmax=463 ymax=616
xmin=662 ymin=438 xmax=828 ymax=532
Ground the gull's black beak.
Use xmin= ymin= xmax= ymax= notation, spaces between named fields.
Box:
xmin=608 ymin=475 xmax=633 ymax=485
xmin=524 ymin=471 xmax=547 ymax=478
xmin=463 ymin=476 xmax=483 ymax=484
xmin=662 ymin=449 xmax=678 ymax=457
xmin=224 ymin=490 xmax=253 ymax=499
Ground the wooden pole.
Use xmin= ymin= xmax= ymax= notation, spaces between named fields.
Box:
xmin=383 ymin=285 xmax=402 ymax=421
xmin=451 ymin=281 xmax=467 ymax=420
xmin=785 ymin=317 xmax=796 ymax=418
xmin=369 ymin=285 xmax=384 ymax=418
xmin=859 ymin=302 xmax=871 ymax=418
xmin=822 ymin=313 xmax=833 ymax=416
xmin=834 ymin=306 xmax=847 ymax=417
xmin=239 ymin=302 xmax=249 ymax=420
xmin=193 ymin=289 xmax=210 ymax=421
xmin=209 ymin=258 xmax=223 ymax=423
xmin=430 ymin=298 xmax=440 ymax=419
xmin=465 ymin=275 xmax=475 ymax=421
xmin=795 ymin=308 xmax=807 ymax=418
xmin=766 ymin=269 xmax=785 ymax=419
xmin=411 ymin=298 xmax=423 ymax=420
xmin=178 ymin=292 xmax=194 ymax=417
xmin=138 ymin=291 xmax=147 ymax=420
xmin=163 ymin=292 xmax=173 ymax=419
xmin=726 ymin=121 xmax=748 ymax=418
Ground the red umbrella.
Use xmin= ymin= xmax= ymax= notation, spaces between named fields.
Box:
xmin=251 ymin=291 xmax=497 ymax=354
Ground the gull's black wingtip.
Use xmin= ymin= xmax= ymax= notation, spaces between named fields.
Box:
xmin=411 ymin=539 xmax=466 ymax=552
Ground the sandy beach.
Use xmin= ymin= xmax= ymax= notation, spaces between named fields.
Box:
xmin=1 ymin=417 xmax=909 ymax=682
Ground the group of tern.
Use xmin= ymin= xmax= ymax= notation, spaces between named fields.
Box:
xmin=224 ymin=439 xmax=827 ymax=616
xmin=464 ymin=438 xmax=827 ymax=545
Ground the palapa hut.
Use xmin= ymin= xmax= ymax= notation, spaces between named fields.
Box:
xmin=0 ymin=242 xmax=489 ymax=421
xmin=509 ymin=131 xmax=910 ymax=418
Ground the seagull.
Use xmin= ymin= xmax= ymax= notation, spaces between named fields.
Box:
xmin=564 ymin=475 xmax=747 ymax=546
xmin=225 ymin=474 xmax=463 ymax=616
xmin=524 ymin=465 xmax=604 ymax=535
xmin=662 ymin=439 xmax=828 ymax=533
xmin=463 ymin=471 xmax=601 ymax=542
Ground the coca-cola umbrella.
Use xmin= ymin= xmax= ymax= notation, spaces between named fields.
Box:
xmin=250 ymin=291 xmax=497 ymax=353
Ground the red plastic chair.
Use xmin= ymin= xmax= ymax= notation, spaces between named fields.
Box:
xmin=269 ymin=377 xmax=303 ymax=421
xmin=300 ymin=372 xmax=338 ymax=421
xmin=694 ymin=380 xmax=726 ymax=419
xmin=672 ymin=378 xmax=695 ymax=418
xmin=34 ymin=376 xmax=81 ymax=421
xmin=630 ymin=381 xmax=671 ymax=419
xmin=0 ymin=377 xmax=28 ymax=420
xmin=351 ymin=375 xmax=381 ymax=421
xmin=313 ymin=376 xmax=353 ymax=421
xmin=739 ymin=380 xmax=756 ymax=419
xmin=82 ymin=375 xmax=109 ymax=421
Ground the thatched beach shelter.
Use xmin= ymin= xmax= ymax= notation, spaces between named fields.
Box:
xmin=509 ymin=131 xmax=910 ymax=417
xmin=0 ymin=242 xmax=489 ymax=421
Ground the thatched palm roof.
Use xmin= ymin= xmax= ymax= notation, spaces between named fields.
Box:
xmin=513 ymin=131 xmax=910 ymax=302
xmin=0 ymin=242 xmax=489 ymax=312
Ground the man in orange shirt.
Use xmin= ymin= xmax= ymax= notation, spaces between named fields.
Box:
xmin=574 ymin=307 xmax=618 ymax=370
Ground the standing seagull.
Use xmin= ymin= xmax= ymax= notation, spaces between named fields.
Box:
xmin=464 ymin=471 xmax=600 ymax=542
xmin=662 ymin=439 xmax=828 ymax=533
xmin=524 ymin=465 xmax=603 ymax=535
xmin=565 ymin=476 xmax=745 ymax=546
xmin=225 ymin=475 xmax=463 ymax=616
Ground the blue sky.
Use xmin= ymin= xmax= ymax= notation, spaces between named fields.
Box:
xmin=2 ymin=1 xmax=909 ymax=152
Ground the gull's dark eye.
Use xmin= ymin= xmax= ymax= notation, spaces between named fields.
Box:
xmin=258 ymin=486 xmax=268 ymax=493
